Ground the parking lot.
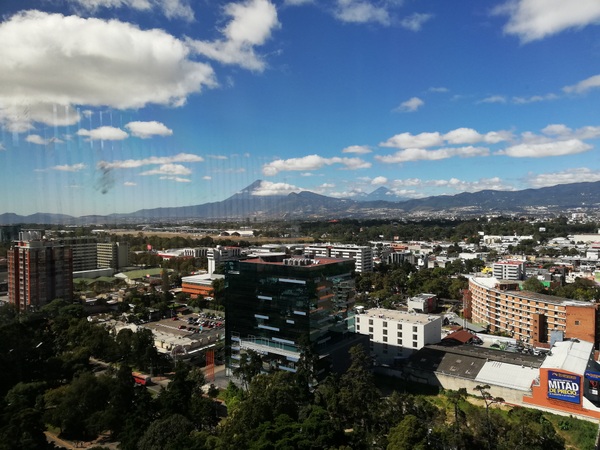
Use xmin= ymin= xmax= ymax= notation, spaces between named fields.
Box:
xmin=140 ymin=311 xmax=225 ymax=356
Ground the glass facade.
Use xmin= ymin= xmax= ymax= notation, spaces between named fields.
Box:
xmin=225 ymin=255 xmax=356 ymax=374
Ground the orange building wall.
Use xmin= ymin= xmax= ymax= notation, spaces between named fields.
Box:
xmin=523 ymin=368 xmax=600 ymax=420
xmin=565 ymin=304 xmax=599 ymax=346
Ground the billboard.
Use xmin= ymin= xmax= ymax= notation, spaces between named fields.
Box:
xmin=547 ymin=371 xmax=581 ymax=404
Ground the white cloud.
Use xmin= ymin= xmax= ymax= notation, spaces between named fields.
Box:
xmin=479 ymin=95 xmax=507 ymax=104
xmin=541 ymin=124 xmax=572 ymax=136
xmin=252 ymin=180 xmax=302 ymax=196
xmin=394 ymin=97 xmax=424 ymax=112
xmin=400 ymin=13 xmax=433 ymax=31
xmin=52 ymin=163 xmax=86 ymax=172
xmin=342 ymin=145 xmax=372 ymax=154
xmin=141 ymin=163 xmax=192 ymax=176
xmin=443 ymin=127 xmax=512 ymax=145
xmin=512 ymin=93 xmax=558 ymax=104
xmin=527 ymin=167 xmax=600 ymax=188
xmin=284 ymin=0 xmax=313 ymax=5
xmin=376 ymin=146 xmax=489 ymax=163
xmin=371 ymin=176 xmax=388 ymax=185
xmin=0 ymin=143 xmax=5 ymax=151
xmin=334 ymin=0 xmax=390 ymax=25
xmin=380 ymin=131 xmax=443 ymax=149
xmin=98 ymin=152 xmax=204 ymax=170
xmin=498 ymin=139 xmax=592 ymax=158
xmin=428 ymin=86 xmax=449 ymax=93
xmin=262 ymin=154 xmax=370 ymax=176
xmin=563 ymin=74 xmax=600 ymax=94
xmin=159 ymin=176 xmax=191 ymax=182
xmin=497 ymin=0 xmax=600 ymax=42
xmin=77 ymin=126 xmax=128 ymax=141
xmin=124 ymin=181 xmax=137 ymax=186
xmin=186 ymin=0 xmax=280 ymax=72
xmin=26 ymin=134 xmax=64 ymax=145
xmin=202 ymin=176 xmax=212 ymax=180
xmin=0 ymin=11 xmax=216 ymax=132
xmin=125 ymin=121 xmax=173 ymax=139
xmin=207 ymin=155 xmax=229 ymax=160
xmin=391 ymin=176 xmax=514 ymax=193
xmin=443 ymin=128 xmax=482 ymax=145
xmin=65 ymin=0 xmax=195 ymax=21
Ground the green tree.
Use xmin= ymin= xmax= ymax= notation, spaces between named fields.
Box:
xmin=137 ymin=414 xmax=194 ymax=450
xmin=233 ymin=349 xmax=263 ymax=390
xmin=387 ymin=414 xmax=429 ymax=450
xmin=338 ymin=345 xmax=380 ymax=433
xmin=522 ymin=277 xmax=546 ymax=294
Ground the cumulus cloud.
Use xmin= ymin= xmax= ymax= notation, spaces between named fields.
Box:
xmin=207 ymin=155 xmax=229 ymax=160
xmin=140 ymin=163 xmax=192 ymax=176
xmin=124 ymin=181 xmax=137 ymax=186
xmin=563 ymin=74 xmax=600 ymax=94
xmin=496 ymin=0 xmax=600 ymax=42
xmin=202 ymin=176 xmax=212 ymax=180
xmin=252 ymin=181 xmax=302 ymax=196
xmin=428 ymin=86 xmax=449 ymax=93
xmin=26 ymin=135 xmax=64 ymax=145
xmin=541 ymin=124 xmax=572 ymax=136
xmin=376 ymin=146 xmax=489 ymax=163
xmin=125 ymin=121 xmax=173 ymax=138
xmin=284 ymin=0 xmax=313 ymax=5
xmin=342 ymin=145 xmax=372 ymax=154
xmin=391 ymin=176 xmax=514 ymax=193
xmin=371 ymin=176 xmax=388 ymax=185
xmin=159 ymin=176 xmax=191 ymax=182
xmin=394 ymin=97 xmax=424 ymax=112
xmin=380 ymin=131 xmax=444 ymax=149
xmin=479 ymin=95 xmax=507 ymax=104
xmin=52 ymin=163 xmax=87 ymax=172
xmin=77 ymin=126 xmax=128 ymax=141
xmin=527 ymin=167 xmax=600 ymax=188
xmin=443 ymin=128 xmax=512 ymax=145
xmin=262 ymin=154 xmax=370 ymax=176
xmin=65 ymin=0 xmax=195 ymax=21
xmin=400 ymin=13 xmax=433 ymax=31
xmin=186 ymin=0 xmax=280 ymax=72
xmin=381 ymin=127 xmax=513 ymax=152
xmin=98 ymin=152 xmax=204 ymax=170
xmin=512 ymin=93 xmax=558 ymax=104
xmin=334 ymin=0 xmax=390 ymax=25
xmin=498 ymin=139 xmax=592 ymax=158
xmin=0 ymin=11 xmax=216 ymax=132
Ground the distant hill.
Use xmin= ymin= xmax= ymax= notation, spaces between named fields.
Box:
xmin=2 ymin=180 xmax=600 ymax=224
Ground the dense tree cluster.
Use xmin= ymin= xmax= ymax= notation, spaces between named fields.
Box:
xmin=355 ymin=262 xmax=473 ymax=307
xmin=0 ymin=301 xmax=595 ymax=449
xmin=299 ymin=217 xmax=598 ymax=245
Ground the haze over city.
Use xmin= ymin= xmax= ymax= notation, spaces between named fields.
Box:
xmin=1 ymin=0 xmax=600 ymax=217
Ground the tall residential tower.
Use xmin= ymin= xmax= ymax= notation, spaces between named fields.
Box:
xmin=7 ymin=231 xmax=73 ymax=312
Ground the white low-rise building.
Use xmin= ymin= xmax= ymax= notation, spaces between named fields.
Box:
xmin=355 ymin=308 xmax=442 ymax=365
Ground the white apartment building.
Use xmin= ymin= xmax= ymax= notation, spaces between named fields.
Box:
xmin=493 ymin=260 xmax=526 ymax=280
xmin=207 ymin=246 xmax=242 ymax=275
xmin=304 ymin=244 xmax=373 ymax=272
xmin=355 ymin=308 xmax=442 ymax=365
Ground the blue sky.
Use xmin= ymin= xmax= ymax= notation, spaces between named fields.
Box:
xmin=1 ymin=0 xmax=600 ymax=216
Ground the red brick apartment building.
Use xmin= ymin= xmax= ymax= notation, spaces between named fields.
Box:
xmin=8 ymin=232 xmax=73 ymax=312
xmin=468 ymin=277 xmax=599 ymax=348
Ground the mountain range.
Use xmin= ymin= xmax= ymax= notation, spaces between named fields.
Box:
xmin=1 ymin=180 xmax=599 ymax=225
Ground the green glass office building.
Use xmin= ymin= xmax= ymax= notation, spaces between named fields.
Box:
xmin=225 ymin=254 xmax=365 ymax=376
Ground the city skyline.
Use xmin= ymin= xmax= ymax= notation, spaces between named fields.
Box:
xmin=1 ymin=1 xmax=600 ymax=216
